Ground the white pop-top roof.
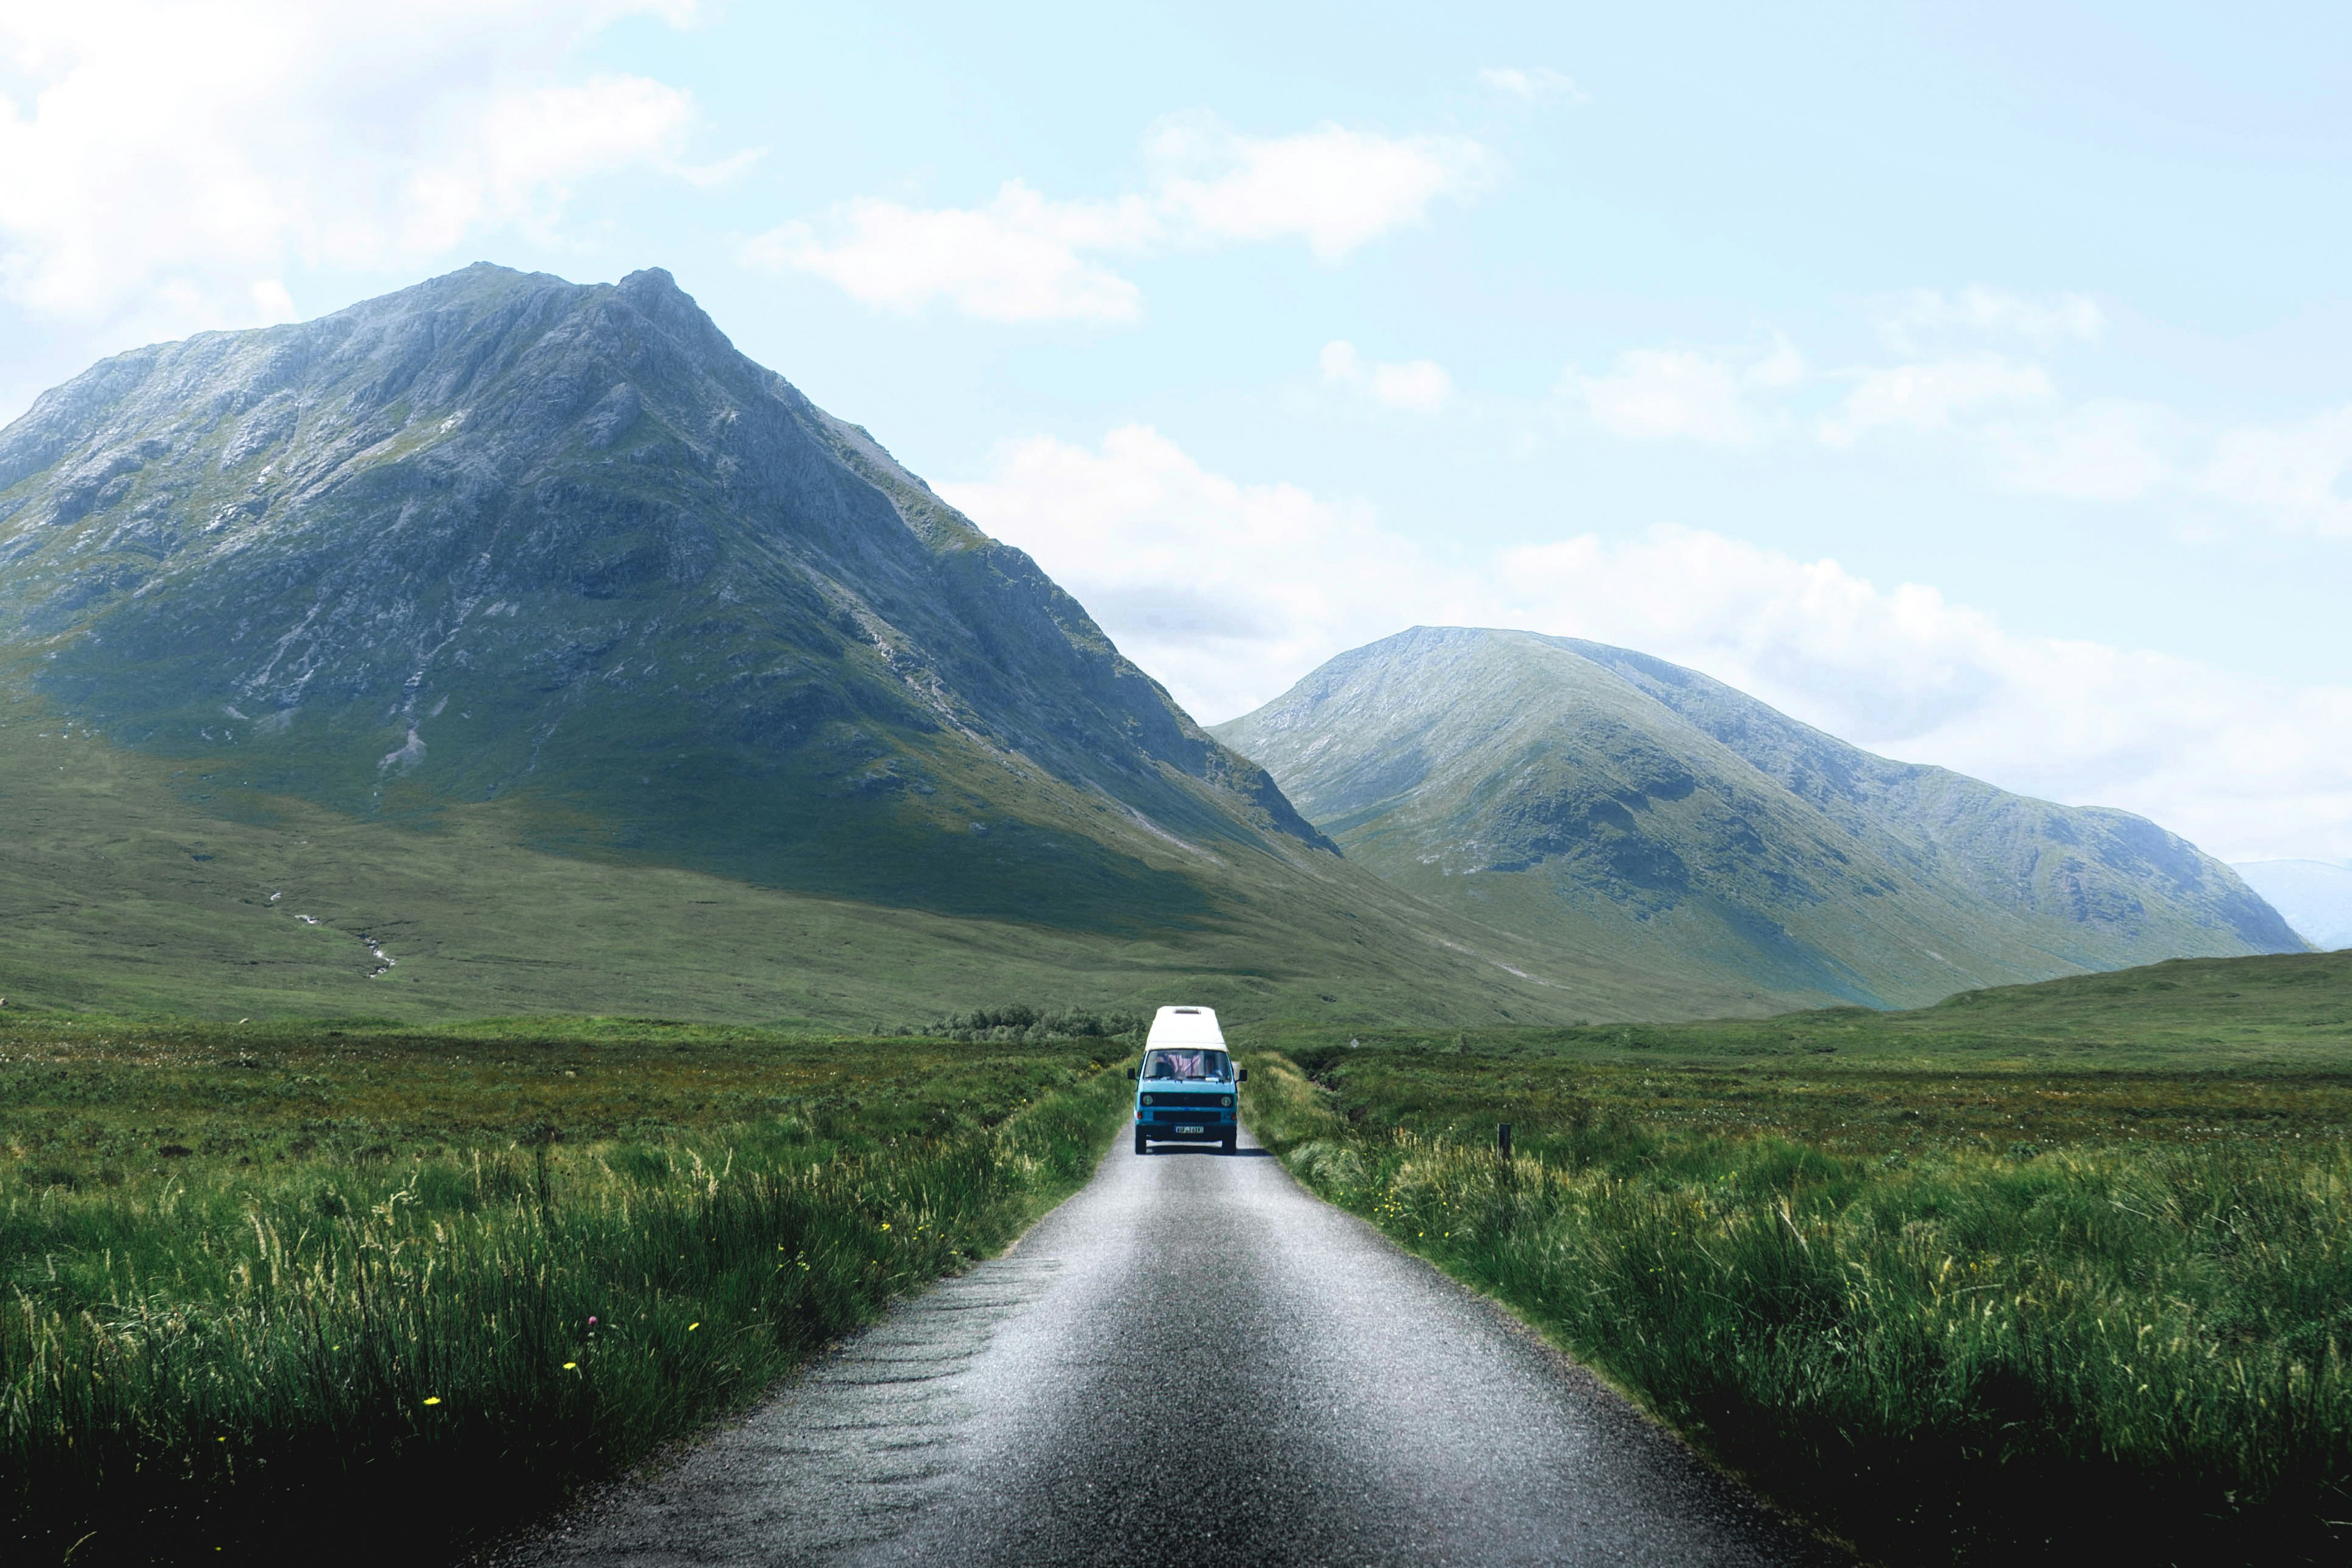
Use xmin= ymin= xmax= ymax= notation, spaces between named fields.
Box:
xmin=1145 ymin=1005 xmax=1226 ymax=1048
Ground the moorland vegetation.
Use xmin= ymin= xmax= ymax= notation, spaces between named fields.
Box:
xmin=1239 ymin=950 xmax=2352 ymax=1565
xmin=1 ymin=1016 xmax=1131 ymax=1563
xmin=7 ymin=951 xmax=2347 ymax=1566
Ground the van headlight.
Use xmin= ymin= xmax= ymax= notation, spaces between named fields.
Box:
xmin=1139 ymin=1095 xmax=1154 ymax=1106
xmin=1221 ymin=1096 xmax=1234 ymax=1107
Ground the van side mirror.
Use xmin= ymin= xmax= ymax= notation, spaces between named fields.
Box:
xmin=1239 ymin=1069 xmax=1248 ymax=1082
xmin=1126 ymin=1067 xmax=1136 ymax=1080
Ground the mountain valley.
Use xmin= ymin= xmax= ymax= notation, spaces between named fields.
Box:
xmin=0 ymin=268 xmax=2308 ymax=1027
xmin=0 ymin=267 xmax=1748 ymax=1026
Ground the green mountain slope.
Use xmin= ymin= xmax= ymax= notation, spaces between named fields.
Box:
xmin=2 ymin=682 xmax=1765 ymax=1025
xmin=1212 ymin=627 xmax=2301 ymax=1009
xmin=0 ymin=270 xmax=1778 ymax=1026
xmin=0 ymin=263 xmax=1332 ymax=930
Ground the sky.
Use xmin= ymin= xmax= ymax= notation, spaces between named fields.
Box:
xmin=3 ymin=0 xmax=2350 ymax=864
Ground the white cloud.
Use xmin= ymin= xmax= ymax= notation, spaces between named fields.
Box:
xmin=1880 ymin=285 xmax=2106 ymax=353
xmin=403 ymin=73 xmax=708 ymax=254
xmin=1576 ymin=350 xmax=1754 ymax=444
xmin=1987 ymin=398 xmax=2174 ymax=501
xmin=943 ymin=427 xmax=2352 ymax=863
xmin=1479 ymin=67 xmax=1586 ymax=102
xmin=0 ymin=1 xmax=730 ymax=340
xmin=937 ymin=425 xmax=1464 ymax=720
xmin=1370 ymin=361 xmax=1455 ymax=414
xmin=2199 ymin=405 xmax=2352 ymax=536
xmin=1146 ymin=114 xmax=1491 ymax=261
xmin=1562 ymin=312 xmax=2352 ymax=538
xmin=741 ymin=185 xmax=1153 ymax=324
xmin=1320 ymin=339 xmax=1453 ymax=412
xmin=1819 ymin=356 xmax=2053 ymax=447
xmin=249 ymin=278 xmax=299 ymax=324
xmin=751 ymin=115 xmax=1491 ymax=322
xmin=1563 ymin=337 xmax=1802 ymax=446
xmin=1812 ymin=343 xmax=2341 ymax=525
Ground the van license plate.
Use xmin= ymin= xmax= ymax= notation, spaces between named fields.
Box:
xmin=1176 ymin=1124 xmax=1204 ymax=1134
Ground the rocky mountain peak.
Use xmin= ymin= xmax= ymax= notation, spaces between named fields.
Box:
xmin=0 ymin=264 xmax=1331 ymax=927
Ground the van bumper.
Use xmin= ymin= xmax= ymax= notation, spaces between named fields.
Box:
xmin=1135 ymin=1118 xmax=1232 ymax=1143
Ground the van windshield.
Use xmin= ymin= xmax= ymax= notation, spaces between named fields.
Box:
xmin=1142 ymin=1049 xmax=1230 ymax=1082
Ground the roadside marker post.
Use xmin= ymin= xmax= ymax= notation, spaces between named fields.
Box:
xmin=1498 ymin=1123 xmax=1512 ymax=1161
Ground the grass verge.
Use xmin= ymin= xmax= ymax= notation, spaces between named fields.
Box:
xmin=1245 ymin=1042 xmax=2352 ymax=1566
xmin=2 ymin=1019 xmax=1131 ymax=1564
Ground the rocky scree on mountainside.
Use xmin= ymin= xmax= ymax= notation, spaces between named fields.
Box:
xmin=0 ymin=263 xmax=1333 ymax=930
xmin=1214 ymin=627 xmax=2303 ymax=1009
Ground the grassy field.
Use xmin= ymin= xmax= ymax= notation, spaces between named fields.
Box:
xmin=13 ymin=951 xmax=2348 ymax=1564
xmin=1 ymin=1014 xmax=1134 ymax=1565
xmin=1246 ymin=948 xmax=2352 ymax=1073
xmin=1237 ymin=951 xmax=2352 ymax=1566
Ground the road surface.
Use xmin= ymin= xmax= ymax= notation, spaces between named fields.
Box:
xmin=498 ymin=1127 xmax=1840 ymax=1567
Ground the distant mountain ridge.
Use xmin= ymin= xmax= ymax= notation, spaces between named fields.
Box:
xmin=1214 ymin=627 xmax=2301 ymax=1008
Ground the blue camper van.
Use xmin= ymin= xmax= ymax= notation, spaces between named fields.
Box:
xmin=1129 ymin=1005 xmax=1245 ymax=1154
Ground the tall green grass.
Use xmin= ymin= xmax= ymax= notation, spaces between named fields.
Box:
xmin=2 ymin=1056 xmax=1127 ymax=1564
xmin=1250 ymin=1054 xmax=2352 ymax=1566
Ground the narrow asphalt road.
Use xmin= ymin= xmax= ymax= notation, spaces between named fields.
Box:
xmin=499 ymin=1127 xmax=1841 ymax=1567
